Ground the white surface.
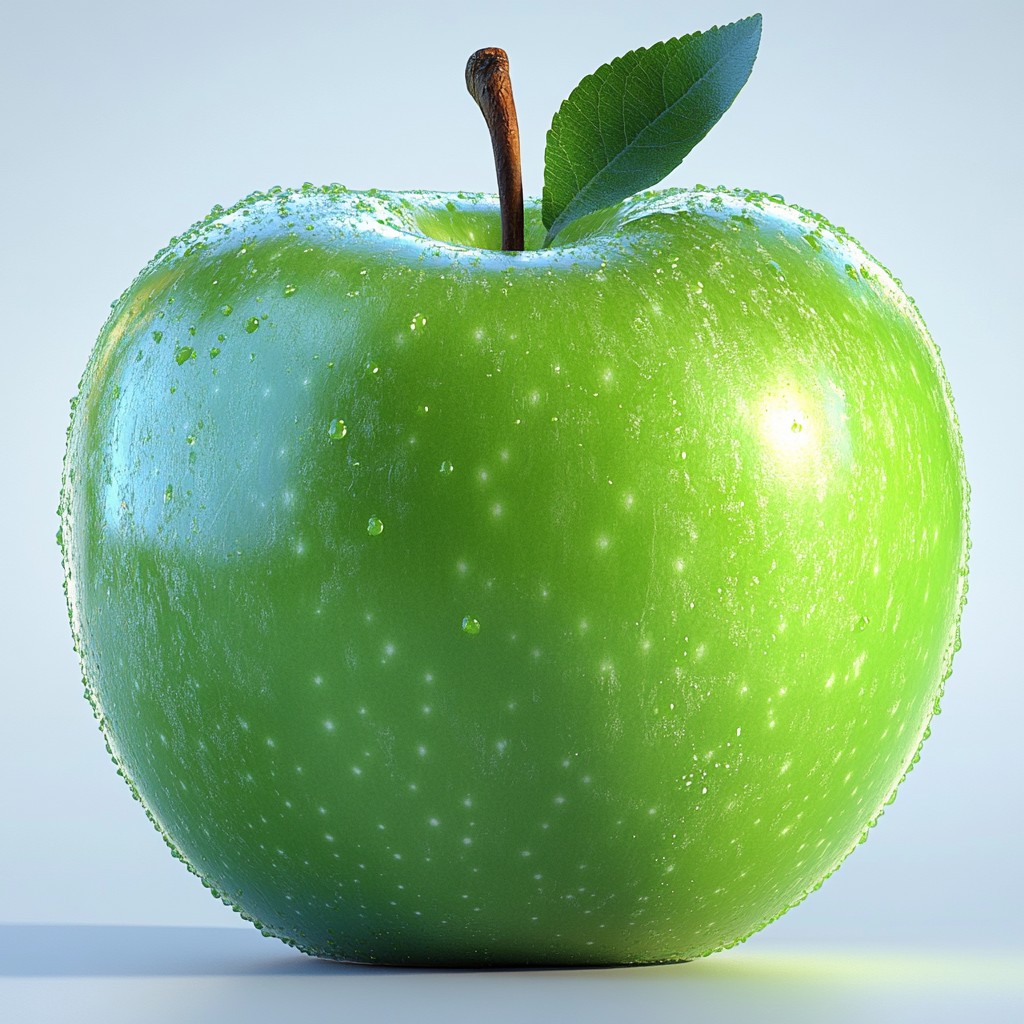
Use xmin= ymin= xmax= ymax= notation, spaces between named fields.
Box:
xmin=2 ymin=926 xmax=1022 ymax=1024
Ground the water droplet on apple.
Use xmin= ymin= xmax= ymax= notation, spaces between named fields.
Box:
xmin=175 ymin=346 xmax=195 ymax=365
xmin=367 ymin=516 xmax=384 ymax=537
xmin=462 ymin=616 xmax=481 ymax=636
xmin=152 ymin=330 xmax=163 ymax=343
xmin=245 ymin=317 xmax=260 ymax=334
xmin=440 ymin=460 xmax=454 ymax=475
xmin=857 ymin=615 xmax=870 ymax=631
xmin=220 ymin=305 xmax=233 ymax=316
xmin=283 ymin=284 xmax=297 ymax=297
xmin=328 ymin=418 xmax=347 ymax=440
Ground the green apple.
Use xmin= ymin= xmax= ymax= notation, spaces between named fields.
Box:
xmin=59 ymin=20 xmax=968 ymax=966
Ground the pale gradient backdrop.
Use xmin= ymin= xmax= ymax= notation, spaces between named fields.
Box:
xmin=1 ymin=0 xmax=1021 ymax=1019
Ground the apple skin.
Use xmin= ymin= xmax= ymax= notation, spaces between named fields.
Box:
xmin=59 ymin=184 xmax=968 ymax=966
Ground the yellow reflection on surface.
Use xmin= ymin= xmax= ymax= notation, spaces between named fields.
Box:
xmin=694 ymin=945 xmax=1024 ymax=991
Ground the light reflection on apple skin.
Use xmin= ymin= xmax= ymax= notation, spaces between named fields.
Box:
xmin=754 ymin=377 xmax=854 ymax=501
xmin=760 ymin=394 xmax=816 ymax=461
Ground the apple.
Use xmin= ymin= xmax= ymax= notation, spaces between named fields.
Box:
xmin=59 ymin=20 xmax=968 ymax=967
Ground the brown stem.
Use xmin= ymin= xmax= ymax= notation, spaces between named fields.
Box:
xmin=465 ymin=48 xmax=524 ymax=252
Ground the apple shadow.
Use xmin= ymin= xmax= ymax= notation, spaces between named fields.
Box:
xmin=0 ymin=924 xmax=691 ymax=979
xmin=0 ymin=924 xmax=398 ymax=978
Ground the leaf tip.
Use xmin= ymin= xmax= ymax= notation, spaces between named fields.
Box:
xmin=541 ymin=14 xmax=766 ymax=245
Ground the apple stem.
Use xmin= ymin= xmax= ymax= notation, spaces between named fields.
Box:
xmin=466 ymin=48 xmax=525 ymax=252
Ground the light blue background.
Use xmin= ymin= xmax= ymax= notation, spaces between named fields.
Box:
xmin=2 ymin=0 xmax=1021 ymax=1019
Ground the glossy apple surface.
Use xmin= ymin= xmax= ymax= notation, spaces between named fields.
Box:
xmin=60 ymin=185 xmax=968 ymax=965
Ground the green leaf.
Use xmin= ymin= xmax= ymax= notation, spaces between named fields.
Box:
xmin=541 ymin=15 xmax=762 ymax=245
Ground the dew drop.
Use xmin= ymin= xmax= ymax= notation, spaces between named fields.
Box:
xmin=462 ymin=616 xmax=481 ymax=636
xmin=857 ymin=615 xmax=870 ymax=631
xmin=328 ymin=418 xmax=347 ymax=440
xmin=283 ymin=284 xmax=297 ymax=297
xmin=175 ymin=346 xmax=196 ymax=365
xmin=440 ymin=460 xmax=454 ymax=475
xmin=220 ymin=304 xmax=233 ymax=316
xmin=151 ymin=330 xmax=163 ymax=343
xmin=367 ymin=516 xmax=384 ymax=537
xmin=245 ymin=317 xmax=260 ymax=334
